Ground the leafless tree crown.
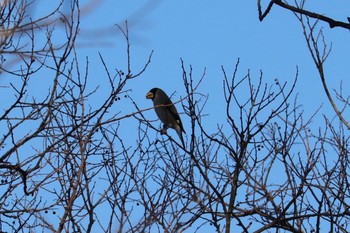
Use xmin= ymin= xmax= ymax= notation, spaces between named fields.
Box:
xmin=0 ymin=1 xmax=349 ymax=232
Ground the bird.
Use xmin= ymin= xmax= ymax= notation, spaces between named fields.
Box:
xmin=146 ymin=88 xmax=186 ymax=146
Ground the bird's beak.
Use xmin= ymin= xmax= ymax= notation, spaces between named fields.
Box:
xmin=146 ymin=92 xmax=154 ymax=99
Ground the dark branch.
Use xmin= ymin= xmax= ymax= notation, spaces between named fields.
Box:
xmin=258 ymin=0 xmax=350 ymax=29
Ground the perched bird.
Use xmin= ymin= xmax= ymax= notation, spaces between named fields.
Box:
xmin=146 ymin=88 xmax=186 ymax=146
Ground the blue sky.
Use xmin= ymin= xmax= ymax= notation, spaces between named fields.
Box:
xmin=74 ymin=0 xmax=350 ymax=137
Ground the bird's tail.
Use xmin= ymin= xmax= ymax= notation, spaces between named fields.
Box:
xmin=175 ymin=125 xmax=185 ymax=147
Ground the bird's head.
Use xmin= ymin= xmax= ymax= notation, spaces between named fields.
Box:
xmin=146 ymin=88 xmax=159 ymax=100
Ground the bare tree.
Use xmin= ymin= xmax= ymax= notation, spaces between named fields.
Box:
xmin=0 ymin=1 xmax=155 ymax=232
xmin=1 ymin=0 xmax=350 ymax=233
xmin=134 ymin=59 xmax=350 ymax=232
xmin=258 ymin=0 xmax=350 ymax=129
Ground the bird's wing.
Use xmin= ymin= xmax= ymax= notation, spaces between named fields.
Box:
xmin=167 ymin=104 xmax=180 ymax=120
xmin=167 ymin=104 xmax=186 ymax=134
xmin=158 ymin=94 xmax=186 ymax=134
xmin=160 ymin=97 xmax=180 ymax=120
